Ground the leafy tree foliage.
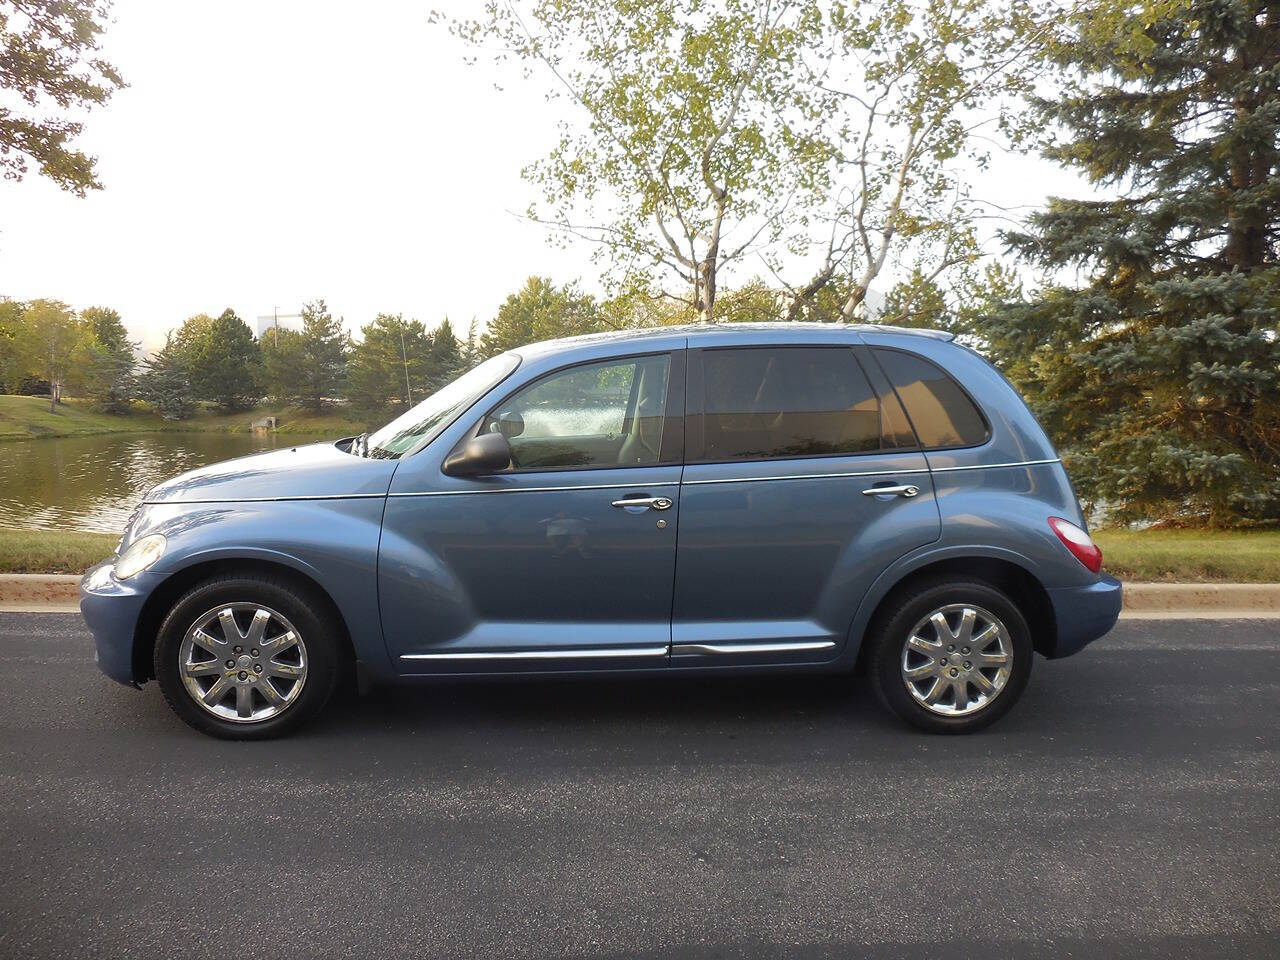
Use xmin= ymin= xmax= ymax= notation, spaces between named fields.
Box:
xmin=988 ymin=0 xmax=1280 ymax=526
xmin=178 ymin=309 xmax=262 ymax=412
xmin=0 ymin=298 xmax=20 ymax=391
xmin=136 ymin=334 xmax=195 ymax=420
xmin=71 ymin=306 xmax=135 ymax=412
xmin=0 ymin=0 xmax=125 ymax=194
xmin=480 ymin=277 xmax=603 ymax=357
xmin=449 ymin=1 xmax=831 ymax=321
xmin=13 ymin=299 xmax=79 ymax=411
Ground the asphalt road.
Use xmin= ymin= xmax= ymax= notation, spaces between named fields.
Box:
xmin=0 ymin=614 xmax=1277 ymax=960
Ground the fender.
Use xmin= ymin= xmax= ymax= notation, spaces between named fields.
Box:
xmin=131 ymin=499 xmax=392 ymax=673
xmin=840 ymin=541 xmax=1043 ymax=669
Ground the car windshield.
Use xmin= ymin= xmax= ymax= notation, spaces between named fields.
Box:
xmin=363 ymin=353 xmax=520 ymax=459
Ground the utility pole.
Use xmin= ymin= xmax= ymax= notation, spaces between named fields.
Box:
xmin=400 ymin=328 xmax=412 ymax=406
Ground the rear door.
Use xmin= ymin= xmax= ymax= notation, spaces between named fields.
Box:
xmin=671 ymin=343 xmax=940 ymax=664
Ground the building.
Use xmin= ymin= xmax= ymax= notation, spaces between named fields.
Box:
xmin=254 ymin=312 xmax=303 ymax=339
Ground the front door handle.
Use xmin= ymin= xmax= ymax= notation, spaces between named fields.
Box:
xmin=861 ymin=484 xmax=920 ymax=498
xmin=611 ymin=496 xmax=673 ymax=511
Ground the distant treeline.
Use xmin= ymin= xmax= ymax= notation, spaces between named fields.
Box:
xmin=0 ymin=275 xmax=792 ymax=423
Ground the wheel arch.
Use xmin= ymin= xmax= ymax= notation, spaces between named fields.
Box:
xmin=132 ymin=557 xmax=357 ymax=684
xmin=850 ymin=553 xmax=1057 ymax=673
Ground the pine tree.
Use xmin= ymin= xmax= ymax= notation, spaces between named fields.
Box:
xmin=181 ymin=309 xmax=262 ymax=412
xmin=479 ymin=277 xmax=601 ymax=357
xmin=296 ymin=299 xmax=348 ymax=410
xmin=345 ymin=314 xmax=433 ymax=419
xmin=137 ymin=334 xmax=195 ymax=420
xmin=988 ymin=0 xmax=1279 ymax=526
xmin=427 ymin=317 xmax=462 ymax=390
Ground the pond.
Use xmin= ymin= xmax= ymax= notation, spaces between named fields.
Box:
xmin=0 ymin=432 xmax=326 ymax=533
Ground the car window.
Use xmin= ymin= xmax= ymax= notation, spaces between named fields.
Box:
xmin=482 ymin=354 xmax=671 ymax=470
xmin=873 ymin=348 xmax=988 ymax=449
xmin=698 ymin=347 xmax=882 ymax=461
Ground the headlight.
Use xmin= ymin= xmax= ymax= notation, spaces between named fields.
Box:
xmin=113 ymin=534 xmax=167 ymax=580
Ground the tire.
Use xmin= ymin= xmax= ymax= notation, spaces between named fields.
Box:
xmin=868 ymin=578 xmax=1032 ymax=734
xmin=153 ymin=575 xmax=341 ymax=739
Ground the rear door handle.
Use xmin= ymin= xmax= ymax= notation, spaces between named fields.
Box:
xmin=612 ymin=496 xmax=673 ymax=511
xmin=861 ymin=484 xmax=920 ymax=498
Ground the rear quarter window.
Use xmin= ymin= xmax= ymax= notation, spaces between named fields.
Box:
xmin=873 ymin=348 xmax=989 ymax=449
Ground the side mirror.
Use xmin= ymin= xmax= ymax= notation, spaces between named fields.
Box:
xmin=492 ymin=410 xmax=525 ymax=439
xmin=443 ymin=432 xmax=512 ymax=477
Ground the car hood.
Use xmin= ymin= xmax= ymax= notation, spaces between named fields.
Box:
xmin=144 ymin=440 xmax=400 ymax=504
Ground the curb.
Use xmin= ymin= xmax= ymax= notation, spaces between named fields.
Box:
xmin=0 ymin=574 xmax=82 ymax=612
xmin=1 ymin=574 xmax=1279 ymax=617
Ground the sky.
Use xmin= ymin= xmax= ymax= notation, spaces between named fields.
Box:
xmin=0 ymin=0 xmax=1089 ymax=354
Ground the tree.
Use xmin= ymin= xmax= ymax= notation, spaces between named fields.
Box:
xmin=479 ymin=277 xmax=603 ymax=356
xmin=0 ymin=298 xmax=20 ymax=391
xmin=259 ymin=326 xmax=308 ymax=406
xmin=71 ymin=305 xmax=135 ymax=411
xmin=14 ymin=299 xmax=80 ymax=411
xmin=295 ymin=299 xmax=348 ymax=410
xmin=0 ymin=0 xmax=126 ymax=195
xmin=781 ymin=0 xmax=1041 ymax=322
xmin=180 ymin=308 xmax=262 ymax=412
xmin=428 ymin=317 xmax=462 ymax=390
xmin=346 ymin=314 xmax=433 ymax=419
xmin=986 ymin=0 xmax=1280 ymax=526
xmin=448 ymin=1 xmax=831 ymax=321
xmin=136 ymin=334 xmax=195 ymax=420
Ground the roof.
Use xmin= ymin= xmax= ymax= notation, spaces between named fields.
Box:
xmin=513 ymin=322 xmax=955 ymax=357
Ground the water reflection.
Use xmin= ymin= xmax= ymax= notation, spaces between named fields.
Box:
xmin=0 ymin=432 xmax=300 ymax=532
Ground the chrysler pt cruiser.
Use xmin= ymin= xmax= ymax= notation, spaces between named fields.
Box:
xmin=81 ymin=324 xmax=1122 ymax=738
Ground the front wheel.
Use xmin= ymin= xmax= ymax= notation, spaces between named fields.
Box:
xmin=154 ymin=576 xmax=340 ymax=739
xmin=868 ymin=579 xmax=1033 ymax=734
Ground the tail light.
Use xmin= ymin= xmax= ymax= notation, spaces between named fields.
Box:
xmin=1049 ymin=517 xmax=1102 ymax=573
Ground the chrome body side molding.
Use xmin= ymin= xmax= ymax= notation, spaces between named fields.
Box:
xmin=400 ymin=646 xmax=669 ymax=661
xmin=671 ymin=640 xmax=837 ymax=656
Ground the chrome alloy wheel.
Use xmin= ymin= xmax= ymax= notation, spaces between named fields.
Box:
xmin=900 ymin=603 xmax=1012 ymax=717
xmin=178 ymin=603 xmax=308 ymax=723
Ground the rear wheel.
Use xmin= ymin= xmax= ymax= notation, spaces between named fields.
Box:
xmin=869 ymin=579 xmax=1032 ymax=733
xmin=154 ymin=576 xmax=340 ymax=739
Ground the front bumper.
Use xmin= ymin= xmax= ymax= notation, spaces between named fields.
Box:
xmin=1044 ymin=575 xmax=1123 ymax=659
xmin=80 ymin=559 xmax=153 ymax=687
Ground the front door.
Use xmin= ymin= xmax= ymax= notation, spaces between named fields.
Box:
xmin=671 ymin=344 xmax=941 ymax=664
xmin=379 ymin=350 xmax=685 ymax=671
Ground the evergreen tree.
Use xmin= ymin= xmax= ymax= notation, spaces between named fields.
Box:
xmin=137 ymin=334 xmax=196 ymax=420
xmin=259 ymin=327 xmax=308 ymax=406
xmin=345 ymin=314 xmax=432 ymax=419
xmin=181 ymin=308 xmax=262 ymax=412
xmin=296 ymin=299 xmax=348 ymax=410
xmin=428 ymin=317 xmax=462 ymax=390
xmin=479 ymin=277 xmax=601 ymax=357
xmin=988 ymin=0 xmax=1279 ymax=526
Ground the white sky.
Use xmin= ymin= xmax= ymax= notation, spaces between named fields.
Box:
xmin=0 ymin=0 xmax=1088 ymax=353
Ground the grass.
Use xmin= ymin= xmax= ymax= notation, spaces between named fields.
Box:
xmin=1 ymin=525 xmax=1276 ymax=580
xmin=0 ymin=394 xmax=366 ymax=442
xmin=0 ymin=528 xmax=119 ymax=574
xmin=1093 ymin=528 xmax=1280 ymax=583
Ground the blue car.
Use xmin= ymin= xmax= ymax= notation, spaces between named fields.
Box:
xmin=81 ymin=324 xmax=1122 ymax=738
